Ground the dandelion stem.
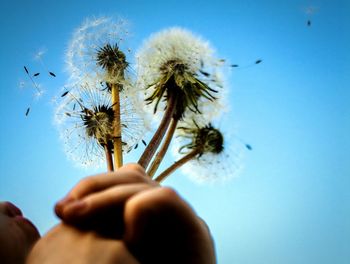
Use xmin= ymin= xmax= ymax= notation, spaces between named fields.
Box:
xmin=147 ymin=118 xmax=178 ymax=178
xmin=154 ymin=149 xmax=200 ymax=183
xmin=138 ymin=95 xmax=177 ymax=170
xmin=104 ymin=144 xmax=114 ymax=172
xmin=112 ymin=83 xmax=123 ymax=169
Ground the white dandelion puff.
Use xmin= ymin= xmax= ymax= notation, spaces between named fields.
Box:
xmin=156 ymin=118 xmax=244 ymax=184
xmin=54 ymin=77 xmax=146 ymax=168
xmin=66 ymin=16 xmax=131 ymax=85
xmin=135 ymin=27 xmax=226 ymax=123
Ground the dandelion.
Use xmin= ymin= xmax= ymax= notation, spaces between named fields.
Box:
xmin=154 ymin=119 xmax=243 ymax=183
xmin=66 ymin=16 xmax=132 ymax=168
xmin=136 ymin=27 xmax=225 ymax=171
xmin=66 ymin=16 xmax=130 ymax=84
xmin=54 ymin=77 xmax=145 ymax=170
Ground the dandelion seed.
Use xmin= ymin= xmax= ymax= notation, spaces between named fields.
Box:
xmin=61 ymin=91 xmax=69 ymax=97
xmin=34 ymin=48 xmax=56 ymax=77
xmin=22 ymin=65 xmax=46 ymax=116
xmin=25 ymin=108 xmax=30 ymax=116
xmin=23 ymin=66 xmax=41 ymax=92
xmin=302 ymin=5 xmax=319 ymax=27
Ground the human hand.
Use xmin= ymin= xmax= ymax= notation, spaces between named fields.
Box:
xmin=54 ymin=164 xmax=216 ymax=264
xmin=0 ymin=201 xmax=40 ymax=264
xmin=26 ymin=223 xmax=139 ymax=264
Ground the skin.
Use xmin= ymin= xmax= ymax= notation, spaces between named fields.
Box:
xmin=0 ymin=202 xmax=40 ymax=264
xmin=28 ymin=164 xmax=216 ymax=264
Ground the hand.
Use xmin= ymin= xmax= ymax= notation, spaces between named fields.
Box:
xmin=54 ymin=164 xmax=216 ymax=264
xmin=26 ymin=223 xmax=139 ymax=264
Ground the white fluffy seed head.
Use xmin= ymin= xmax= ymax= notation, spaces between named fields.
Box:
xmin=54 ymin=76 xmax=146 ymax=169
xmin=65 ymin=16 xmax=130 ymax=84
xmin=172 ymin=119 xmax=244 ymax=184
xmin=135 ymin=27 xmax=227 ymax=126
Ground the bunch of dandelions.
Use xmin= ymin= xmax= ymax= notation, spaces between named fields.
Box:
xmin=135 ymin=27 xmax=227 ymax=179
xmin=55 ymin=78 xmax=145 ymax=170
xmin=65 ymin=16 xmax=136 ymax=169
xmin=56 ymin=17 xmax=243 ymax=183
xmin=56 ymin=16 xmax=146 ymax=171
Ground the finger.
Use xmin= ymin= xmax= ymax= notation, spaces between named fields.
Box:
xmin=60 ymin=183 xmax=157 ymax=221
xmin=123 ymin=187 xmax=215 ymax=263
xmin=55 ymin=164 xmax=155 ymax=216
xmin=68 ymin=164 xmax=149 ymax=199
xmin=124 ymin=187 xmax=201 ymax=240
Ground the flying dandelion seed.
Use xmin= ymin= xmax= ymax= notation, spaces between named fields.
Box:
xmin=34 ymin=48 xmax=56 ymax=77
xmin=225 ymin=58 xmax=263 ymax=70
xmin=302 ymin=5 xmax=319 ymax=27
xmin=22 ymin=66 xmax=45 ymax=116
xmin=54 ymin=77 xmax=146 ymax=168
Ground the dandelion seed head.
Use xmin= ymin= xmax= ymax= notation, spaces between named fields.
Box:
xmin=136 ymin=27 xmax=225 ymax=121
xmin=136 ymin=28 xmax=213 ymax=80
xmin=54 ymin=76 xmax=146 ymax=168
xmin=66 ymin=16 xmax=131 ymax=84
xmin=173 ymin=119 xmax=244 ymax=184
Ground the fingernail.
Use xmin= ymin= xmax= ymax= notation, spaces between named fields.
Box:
xmin=65 ymin=200 xmax=87 ymax=213
xmin=57 ymin=196 xmax=74 ymax=205
xmin=55 ymin=197 xmax=75 ymax=218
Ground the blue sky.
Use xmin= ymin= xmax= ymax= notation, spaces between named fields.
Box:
xmin=0 ymin=0 xmax=349 ymax=263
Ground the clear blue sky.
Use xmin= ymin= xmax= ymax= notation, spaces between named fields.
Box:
xmin=0 ymin=0 xmax=349 ymax=263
